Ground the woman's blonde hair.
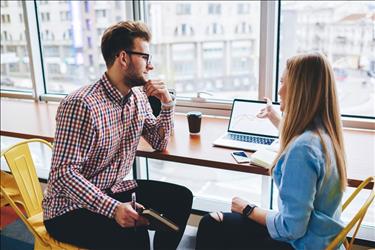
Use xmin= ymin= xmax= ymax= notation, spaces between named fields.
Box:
xmin=273 ymin=52 xmax=347 ymax=191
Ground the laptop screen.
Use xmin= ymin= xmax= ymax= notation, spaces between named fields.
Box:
xmin=228 ymin=99 xmax=280 ymax=138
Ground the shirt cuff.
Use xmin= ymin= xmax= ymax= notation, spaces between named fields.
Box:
xmin=95 ymin=194 xmax=121 ymax=219
xmin=266 ymin=210 xmax=281 ymax=240
xmin=161 ymin=96 xmax=176 ymax=109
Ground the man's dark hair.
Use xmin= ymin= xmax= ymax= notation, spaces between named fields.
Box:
xmin=101 ymin=21 xmax=151 ymax=68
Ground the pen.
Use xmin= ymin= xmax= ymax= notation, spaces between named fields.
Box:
xmin=132 ymin=192 xmax=136 ymax=231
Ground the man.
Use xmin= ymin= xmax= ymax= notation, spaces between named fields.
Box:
xmin=42 ymin=21 xmax=193 ymax=250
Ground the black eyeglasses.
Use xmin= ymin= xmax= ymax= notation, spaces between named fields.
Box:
xmin=124 ymin=50 xmax=152 ymax=65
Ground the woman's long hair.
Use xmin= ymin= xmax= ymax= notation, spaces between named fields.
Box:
xmin=273 ymin=52 xmax=347 ymax=191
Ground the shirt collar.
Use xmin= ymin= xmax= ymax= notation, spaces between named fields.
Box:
xmin=101 ymin=73 xmax=133 ymax=106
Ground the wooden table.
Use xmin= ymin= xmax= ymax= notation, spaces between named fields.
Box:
xmin=1 ymin=98 xmax=374 ymax=188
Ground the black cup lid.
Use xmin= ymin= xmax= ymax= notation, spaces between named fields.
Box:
xmin=187 ymin=111 xmax=202 ymax=117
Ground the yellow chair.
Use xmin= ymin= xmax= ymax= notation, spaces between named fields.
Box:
xmin=0 ymin=171 xmax=24 ymax=207
xmin=0 ymin=138 xmax=83 ymax=250
xmin=326 ymin=176 xmax=375 ymax=250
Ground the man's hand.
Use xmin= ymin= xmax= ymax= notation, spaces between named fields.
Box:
xmin=256 ymin=97 xmax=281 ymax=129
xmin=231 ymin=197 xmax=248 ymax=214
xmin=144 ymin=80 xmax=172 ymax=104
xmin=114 ymin=202 xmax=149 ymax=228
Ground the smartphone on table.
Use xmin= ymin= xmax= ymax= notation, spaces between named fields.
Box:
xmin=231 ymin=151 xmax=250 ymax=163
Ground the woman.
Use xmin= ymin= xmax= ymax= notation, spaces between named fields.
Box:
xmin=196 ymin=52 xmax=347 ymax=250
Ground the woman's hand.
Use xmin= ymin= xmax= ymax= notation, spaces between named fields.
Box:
xmin=231 ymin=197 xmax=248 ymax=214
xmin=232 ymin=197 xmax=268 ymax=225
xmin=256 ymin=97 xmax=281 ymax=129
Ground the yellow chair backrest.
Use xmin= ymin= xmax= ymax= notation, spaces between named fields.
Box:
xmin=2 ymin=140 xmax=47 ymax=217
xmin=1 ymin=139 xmax=82 ymax=250
xmin=326 ymin=176 xmax=375 ymax=250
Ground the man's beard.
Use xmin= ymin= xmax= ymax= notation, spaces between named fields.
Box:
xmin=123 ymin=63 xmax=147 ymax=87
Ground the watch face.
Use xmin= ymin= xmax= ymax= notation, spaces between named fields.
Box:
xmin=242 ymin=204 xmax=256 ymax=217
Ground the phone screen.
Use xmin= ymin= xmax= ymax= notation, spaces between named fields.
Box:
xmin=232 ymin=151 xmax=248 ymax=158
xmin=231 ymin=151 xmax=250 ymax=163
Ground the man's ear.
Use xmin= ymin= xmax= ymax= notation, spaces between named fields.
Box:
xmin=118 ymin=51 xmax=128 ymax=69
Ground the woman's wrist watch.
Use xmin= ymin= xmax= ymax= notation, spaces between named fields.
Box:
xmin=242 ymin=203 xmax=257 ymax=218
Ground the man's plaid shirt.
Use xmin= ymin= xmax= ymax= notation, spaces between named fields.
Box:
xmin=42 ymin=73 xmax=174 ymax=220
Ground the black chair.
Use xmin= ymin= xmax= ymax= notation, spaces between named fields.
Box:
xmin=148 ymin=89 xmax=176 ymax=117
xmin=148 ymin=96 xmax=162 ymax=117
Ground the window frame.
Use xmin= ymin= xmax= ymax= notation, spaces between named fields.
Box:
xmin=1 ymin=0 xmax=374 ymax=130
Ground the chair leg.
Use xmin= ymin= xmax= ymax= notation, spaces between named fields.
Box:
xmin=34 ymin=238 xmax=51 ymax=250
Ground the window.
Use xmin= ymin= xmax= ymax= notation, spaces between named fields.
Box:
xmin=95 ymin=10 xmax=107 ymax=19
xmin=85 ymin=19 xmax=91 ymax=30
xmin=144 ymin=0 xmax=264 ymax=217
xmin=146 ymin=1 xmax=261 ymax=100
xmin=87 ymin=37 xmax=92 ymax=48
xmin=146 ymin=159 xmax=268 ymax=213
xmin=208 ymin=3 xmax=221 ymax=15
xmin=1 ymin=1 xmax=8 ymax=8
xmin=203 ymin=42 xmax=224 ymax=78
xmin=206 ymin=23 xmax=224 ymax=35
xmin=84 ymin=1 xmax=89 ymax=13
xmin=0 ymin=1 xmax=32 ymax=92
xmin=235 ymin=22 xmax=252 ymax=34
xmin=60 ymin=11 xmax=71 ymax=21
xmin=1 ymin=14 xmax=11 ymax=23
xmin=0 ymin=0 xmax=374 ymax=242
xmin=237 ymin=3 xmax=250 ymax=14
xmin=44 ymin=46 xmax=59 ymax=57
xmin=40 ymin=12 xmax=50 ymax=22
xmin=174 ymin=23 xmax=194 ymax=36
xmin=176 ymin=4 xmax=191 ymax=15
xmin=36 ymin=1 xmax=129 ymax=94
xmin=279 ymin=1 xmax=375 ymax=117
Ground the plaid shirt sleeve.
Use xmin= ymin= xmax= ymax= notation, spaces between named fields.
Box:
xmin=51 ymin=98 xmax=120 ymax=218
xmin=142 ymin=98 xmax=174 ymax=151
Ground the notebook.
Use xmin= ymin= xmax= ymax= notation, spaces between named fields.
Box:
xmin=213 ymin=99 xmax=280 ymax=152
xmin=138 ymin=208 xmax=179 ymax=232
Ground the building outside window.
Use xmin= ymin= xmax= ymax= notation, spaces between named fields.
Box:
xmin=0 ymin=0 xmax=32 ymax=91
xmin=36 ymin=1 xmax=129 ymax=94
xmin=146 ymin=1 xmax=260 ymax=100
xmin=279 ymin=1 xmax=375 ymax=117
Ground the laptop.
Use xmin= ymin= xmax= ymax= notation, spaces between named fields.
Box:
xmin=213 ymin=99 xmax=280 ymax=152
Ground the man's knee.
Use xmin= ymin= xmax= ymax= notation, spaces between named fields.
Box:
xmin=163 ymin=182 xmax=193 ymax=206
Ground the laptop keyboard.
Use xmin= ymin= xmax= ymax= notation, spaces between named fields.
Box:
xmin=228 ymin=133 xmax=275 ymax=145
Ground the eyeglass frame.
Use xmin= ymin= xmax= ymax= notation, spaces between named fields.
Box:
xmin=123 ymin=50 xmax=152 ymax=65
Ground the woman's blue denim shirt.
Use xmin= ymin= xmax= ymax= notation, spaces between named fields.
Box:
xmin=266 ymin=130 xmax=344 ymax=249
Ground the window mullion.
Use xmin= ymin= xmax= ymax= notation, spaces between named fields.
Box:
xmin=133 ymin=0 xmax=143 ymax=21
xmin=258 ymin=0 xmax=278 ymax=101
xmin=23 ymin=0 xmax=46 ymax=101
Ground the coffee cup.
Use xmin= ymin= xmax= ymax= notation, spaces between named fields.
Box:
xmin=187 ymin=111 xmax=202 ymax=135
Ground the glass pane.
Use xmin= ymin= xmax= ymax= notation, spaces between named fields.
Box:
xmin=342 ymin=186 xmax=375 ymax=229
xmin=36 ymin=1 xmax=130 ymax=94
xmin=0 ymin=0 xmax=33 ymax=92
xmin=146 ymin=159 xmax=266 ymax=211
xmin=279 ymin=1 xmax=375 ymax=117
xmin=1 ymin=136 xmax=52 ymax=180
xmin=145 ymin=1 xmax=261 ymax=100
